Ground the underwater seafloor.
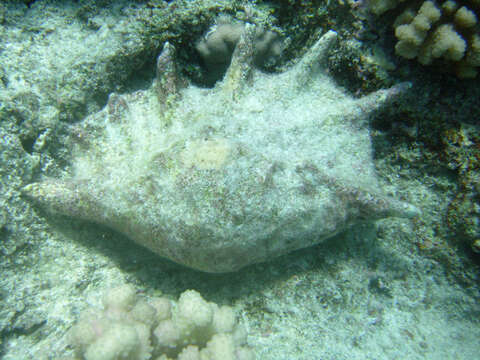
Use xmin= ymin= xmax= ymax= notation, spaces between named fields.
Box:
xmin=0 ymin=1 xmax=479 ymax=359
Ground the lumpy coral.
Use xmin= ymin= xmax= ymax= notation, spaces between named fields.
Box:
xmin=195 ymin=19 xmax=283 ymax=84
xmin=370 ymin=0 xmax=480 ymax=77
xmin=68 ymin=285 xmax=254 ymax=360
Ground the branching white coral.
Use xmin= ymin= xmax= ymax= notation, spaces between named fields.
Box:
xmin=374 ymin=0 xmax=480 ymax=78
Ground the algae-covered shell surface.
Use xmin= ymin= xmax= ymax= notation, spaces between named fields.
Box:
xmin=23 ymin=25 xmax=419 ymax=273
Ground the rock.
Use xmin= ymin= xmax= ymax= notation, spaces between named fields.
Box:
xmin=23 ymin=26 xmax=419 ymax=273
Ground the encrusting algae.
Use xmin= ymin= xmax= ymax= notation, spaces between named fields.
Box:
xmin=23 ymin=25 xmax=420 ymax=273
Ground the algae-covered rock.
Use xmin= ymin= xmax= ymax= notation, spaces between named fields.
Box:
xmin=23 ymin=26 xmax=419 ymax=273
